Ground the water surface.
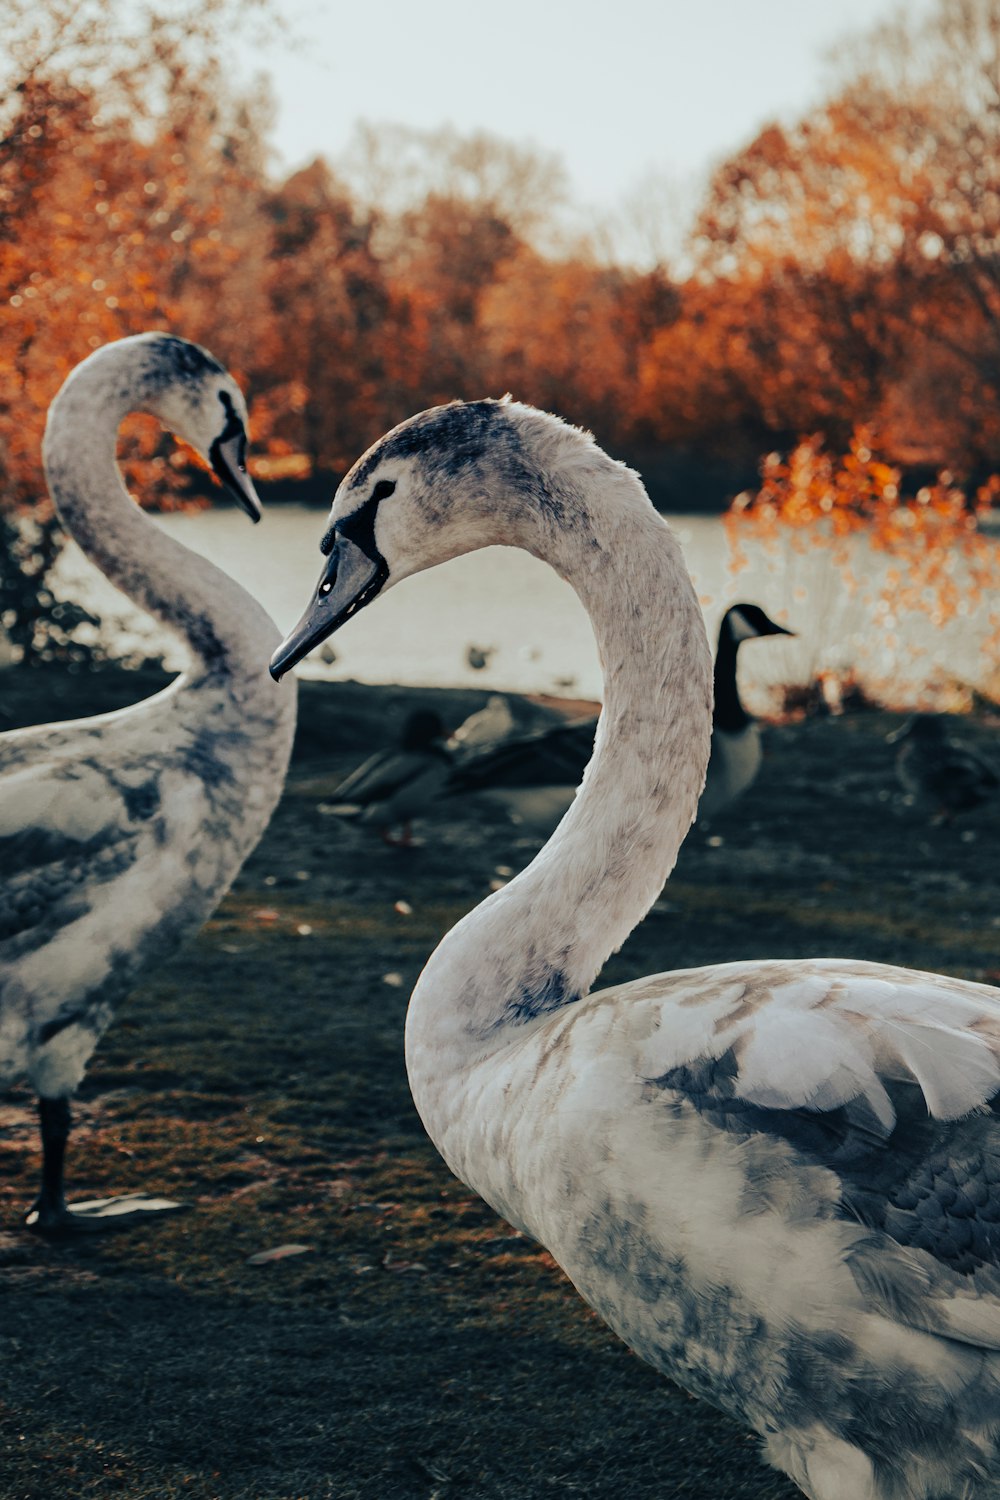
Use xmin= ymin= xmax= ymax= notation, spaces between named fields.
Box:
xmin=53 ymin=504 xmax=999 ymax=709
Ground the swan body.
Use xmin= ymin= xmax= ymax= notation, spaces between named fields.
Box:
xmin=272 ymin=399 xmax=1000 ymax=1499
xmin=1 ymin=333 xmax=297 ymax=1230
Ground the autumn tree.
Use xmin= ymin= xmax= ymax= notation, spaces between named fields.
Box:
xmin=675 ymin=115 xmax=912 ymax=459
xmin=673 ymin=0 xmax=1000 ymax=697
xmin=339 ymin=122 xmax=567 ymax=250
xmin=477 ymin=250 xmax=630 ymax=440
xmin=333 ymin=123 xmax=571 ymax=418
xmin=725 ymin=429 xmax=1000 ymax=704
xmin=0 ymin=0 xmax=278 ymax=660
xmin=258 ymin=160 xmax=391 ymax=473
xmin=680 ymin=0 xmax=1000 ymax=474
xmin=836 ymin=0 xmax=1000 ymax=470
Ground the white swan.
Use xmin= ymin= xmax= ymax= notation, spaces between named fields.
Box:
xmin=272 ymin=400 xmax=1000 ymax=1500
xmin=1 ymin=333 xmax=297 ymax=1233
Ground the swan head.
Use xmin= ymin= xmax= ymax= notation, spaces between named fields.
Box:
xmin=271 ymin=398 xmax=547 ymax=678
xmin=131 ymin=334 xmax=261 ymax=523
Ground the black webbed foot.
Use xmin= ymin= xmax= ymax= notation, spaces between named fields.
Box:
xmin=25 ymin=1192 xmax=186 ymax=1237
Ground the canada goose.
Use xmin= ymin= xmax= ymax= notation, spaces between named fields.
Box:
xmin=698 ymin=602 xmax=793 ymax=822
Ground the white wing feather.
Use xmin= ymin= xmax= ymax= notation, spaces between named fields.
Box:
xmin=632 ymin=957 xmax=1000 ymax=1130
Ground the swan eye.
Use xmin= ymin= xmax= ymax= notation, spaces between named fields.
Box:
xmin=372 ymin=479 xmax=396 ymax=501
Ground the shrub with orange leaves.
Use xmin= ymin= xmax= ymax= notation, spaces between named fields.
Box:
xmin=727 ymin=429 xmax=1000 ymax=699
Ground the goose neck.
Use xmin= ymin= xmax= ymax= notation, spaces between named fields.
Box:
xmin=712 ymin=623 xmax=749 ymax=732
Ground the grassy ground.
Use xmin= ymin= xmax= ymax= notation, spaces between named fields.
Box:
xmin=2 ymin=666 xmax=1000 ymax=1499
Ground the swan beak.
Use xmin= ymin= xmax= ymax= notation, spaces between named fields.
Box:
xmin=211 ymin=434 xmax=261 ymax=522
xmin=270 ymin=535 xmax=386 ymax=680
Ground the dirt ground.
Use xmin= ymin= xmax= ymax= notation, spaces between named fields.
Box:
xmin=3 ymin=665 xmax=1000 ymax=1500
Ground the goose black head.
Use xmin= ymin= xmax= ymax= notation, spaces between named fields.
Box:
xmin=724 ymin=604 xmax=795 ymax=645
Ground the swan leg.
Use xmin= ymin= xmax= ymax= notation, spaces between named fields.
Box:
xmin=24 ymin=1096 xmax=72 ymax=1231
xmin=24 ymin=1096 xmax=185 ymax=1236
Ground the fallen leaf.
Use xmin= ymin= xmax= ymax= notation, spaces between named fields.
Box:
xmin=246 ymin=1243 xmax=314 ymax=1266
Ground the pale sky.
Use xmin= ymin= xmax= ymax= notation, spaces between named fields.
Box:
xmin=247 ymin=0 xmax=921 ymax=251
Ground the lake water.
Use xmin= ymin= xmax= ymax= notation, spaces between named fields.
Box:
xmin=53 ymin=503 xmax=1000 ymax=711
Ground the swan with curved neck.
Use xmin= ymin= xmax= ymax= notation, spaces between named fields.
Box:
xmin=1 ymin=333 xmax=297 ymax=1233
xmin=274 ymin=400 xmax=1000 ymax=1500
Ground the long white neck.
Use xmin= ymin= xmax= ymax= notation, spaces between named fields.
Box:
xmin=406 ymin=449 xmax=713 ymax=1096
xmin=42 ymin=343 xmax=278 ymax=686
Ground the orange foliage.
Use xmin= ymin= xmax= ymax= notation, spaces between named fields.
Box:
xmin=727 ymin=431 xmax=1000 ymax=644
xmin=5 ymin=0 xmax=1000 ymax=609
xmin=479 ymin=249 xmax=635 ymax=437
xmin=0 ymin=0 xmax=275 ymax=514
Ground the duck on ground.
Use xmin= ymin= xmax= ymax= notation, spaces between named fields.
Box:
xmin=889 ymin=712 xmax=1000 ymax=823
xmin=447 ymin=694 xmax=515 ymax=751
xmin=445 ymin=711 xmax=598 ymax=831
xmin=274 ymin=399 xmax=1000 ymax=1500
xmin=326 ymin=709 xmax=452 ymax=846
xmin=325 ymin=695 xmax=518 ymax=845
xmin=0 ymin=334 xmax=296 ymax=1234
